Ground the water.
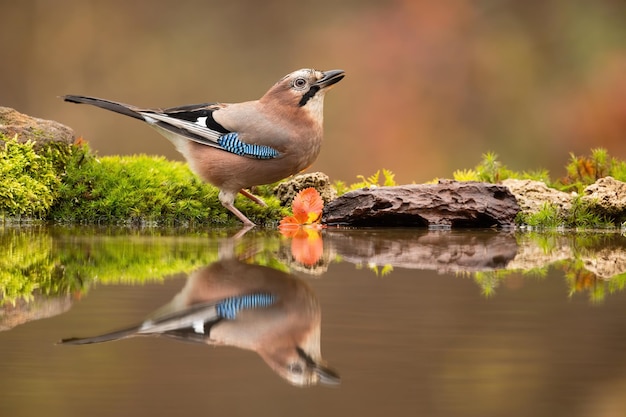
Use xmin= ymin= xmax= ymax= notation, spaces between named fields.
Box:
xmin=2 ymin=226 xmax=626 ymax=417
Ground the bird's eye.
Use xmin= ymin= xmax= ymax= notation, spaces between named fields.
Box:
xmin=289 ymin=363 xmax=304 ymax=374
xmin=293 ymin=78 xmax=308 ymax=89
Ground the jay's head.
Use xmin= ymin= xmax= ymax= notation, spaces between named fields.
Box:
xmin=261 ymin=345 xmax=341 ymax=387
xmin=261 ymin=69 xmax=344 ymax=119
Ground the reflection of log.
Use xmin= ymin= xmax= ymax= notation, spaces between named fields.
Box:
xmin=322 ymin=181 xmax=520 ymax=228
xmin=322 ymin=230 xmax=626 ymax=279
xmin=324 ymin=229 xmax=518 ymax=273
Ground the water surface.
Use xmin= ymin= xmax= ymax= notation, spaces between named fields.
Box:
xmin=2 ymin=227 xmax=626 ymax=417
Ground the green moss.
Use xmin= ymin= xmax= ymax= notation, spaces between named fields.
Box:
xmin=52 ymin=152 xmax=214 ymax=225
xmin=516 ymin=197 xmax=614 ymax=229
xmin=517 ymin=203 xmax=563 ymax=228
xmin=50 ymin=151 xmax=284 ymax=226
xmin=565 ymin=195 xmax=614 ymax=228
xmin=475 ymin=151 xmax=514 ymax=183
xmin=456 ymin=148 xmax=626 ymax=193
xmin=334 ymin=169 xmax=397 ymax=195
xmin=0 ymin=135 xmax=60 ymax=219
xmin=452 ymin=168 xmax=480 ymax=182
xmin=0 ymin=135 xmax=288 ymax=226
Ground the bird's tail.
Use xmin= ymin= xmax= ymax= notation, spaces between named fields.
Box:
xmin=63 ymin=95 xmax=145 ymax=121
xmin=58 ymin=325 xmax=139 ymax=345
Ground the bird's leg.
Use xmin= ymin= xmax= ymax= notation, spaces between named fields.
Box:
xmin=239 ymin=189 xmax=267 ymax=207
xmin=219 ymin=190 xmax=256 ymax=227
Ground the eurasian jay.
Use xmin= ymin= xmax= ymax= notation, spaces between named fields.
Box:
xmin=63 ymin=68 xmax=345 ymax=226
xmin=59 ymin=246 xmax=340 ymax=387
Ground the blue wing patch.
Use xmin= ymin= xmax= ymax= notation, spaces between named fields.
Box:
xmin=218 ymin=132 xmax=280 ymax=159
xmin=215 ymin=293 xmax=276 ymax=320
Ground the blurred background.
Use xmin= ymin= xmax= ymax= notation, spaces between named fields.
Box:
xmin=1 ymin=0 xmax=626 ymax=184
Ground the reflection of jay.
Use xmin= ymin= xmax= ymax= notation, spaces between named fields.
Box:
xmin=60 ymin=253 xmax=339 ymax=387
xmin=64 ymin=68 xmax=344 ymax=226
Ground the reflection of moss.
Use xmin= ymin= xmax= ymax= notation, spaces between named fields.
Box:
xmin=472 ymin=232 xmax=626 ymax=302
xmin=0 ymin=228 xmax=68 ymax=304
xmin=0 ymin=227 xmax=292 ymax=305
xmin=0 ymin=228 xmax=222 ymax=305
xmin=473 ymin=268 xmax=547 ymax=297
xmin=472 ymin=271 xmax=502 ymax=297
xmin=56 ymin=236 xmax=219 ymax=285
xmin=514 ymin=230 xmax=613 ymax=254
xmin=562 ymin=258 xmax=626 ymax=304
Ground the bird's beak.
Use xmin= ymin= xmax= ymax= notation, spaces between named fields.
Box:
xmin=315 ymin=69 xmax=345 ymax=89
xmin=315 ymin=363 xmax=341 ymax=386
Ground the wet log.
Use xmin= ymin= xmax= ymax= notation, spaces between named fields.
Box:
xmin=322 ymin=180 xmax=520 ymax=228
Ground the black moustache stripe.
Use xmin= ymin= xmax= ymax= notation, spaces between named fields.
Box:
xmin=298 ymin=85 xmax=320 ymax=107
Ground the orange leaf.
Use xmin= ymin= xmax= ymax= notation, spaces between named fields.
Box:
xmin=292 ymin=188 xmax=324 ymax=225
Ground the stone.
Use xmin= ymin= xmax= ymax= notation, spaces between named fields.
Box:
xmin=273 ymin=171 xmax=337 ymax=206
xmin=0 ymin=106 xmax=75 ymax=147
xmin=581 ymin=176 xmax=626 ymax=218
xmin=502 ymin=178 xmax=573 ymax=216
xmin=322 ymin=180 xmax=519 ymax=228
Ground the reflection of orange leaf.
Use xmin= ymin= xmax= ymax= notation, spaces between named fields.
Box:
xmin=279 ymin=216 xmax=301 ymax=231
xmin=279 ymin=217 xmax=324 ymax=235
xmin=279 ymin=188 xmax=324 ymax=228
xmin=289 ymin=228 xmax=324 ymax=266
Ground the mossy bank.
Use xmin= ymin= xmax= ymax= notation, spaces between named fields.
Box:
xmin=3 ymin=101 xmax=626 ymax=229
xmin=0 ymin=136 xmax=288 ymax=226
